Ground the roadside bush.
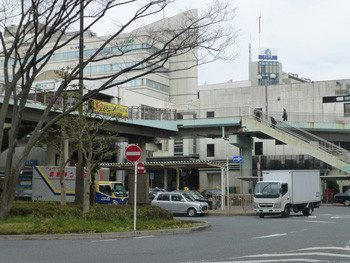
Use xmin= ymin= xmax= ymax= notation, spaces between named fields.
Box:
xmin=10 ymin=201 xmax=173 ymax=221
xmin=10 ymin=201 xmax=82 ymax=218
xmin=2 ymin=201 xmax=197 ymax=235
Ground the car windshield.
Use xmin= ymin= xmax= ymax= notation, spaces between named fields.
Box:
xmin=190 ymin=191 xmax=205 ymax=199
xmin=182 ymin=193 xmax=195 ymax=202
xmin=112 ymin=183 xmax=127 ymax=196
xmin=254 ymin=182 xmax=280 ymax=198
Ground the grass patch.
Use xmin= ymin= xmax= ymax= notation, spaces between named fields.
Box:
xmin=0 ymin=201 xmax=200 ymax=235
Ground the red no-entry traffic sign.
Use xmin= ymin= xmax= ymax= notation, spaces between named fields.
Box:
xmin=125 ymin=145 xmax=142 ymax=162
xmin=137 ymin=162 xmax=145 ymax=173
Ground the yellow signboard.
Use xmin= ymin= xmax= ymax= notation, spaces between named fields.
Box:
xmin=93 ymin=100 xmax=129 ymax=118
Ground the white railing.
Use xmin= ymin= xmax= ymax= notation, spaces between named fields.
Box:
xmin=251 ymin=109 xmax=350 ymax=164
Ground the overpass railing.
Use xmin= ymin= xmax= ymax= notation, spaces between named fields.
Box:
xmin=176 ymin=106 xmax=350 ymax=123
xmin=250 ymin=108 xmax=350 ymax=164
xmin=24 ymin=93 xmax=177 ymax=121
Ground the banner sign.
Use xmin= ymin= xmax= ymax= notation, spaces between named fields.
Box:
xmin=93 ymin=100 xmax=129 ymax=118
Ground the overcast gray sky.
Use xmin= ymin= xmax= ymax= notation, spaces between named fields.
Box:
xmin=93 ymin=0 xmax=350 ymax=85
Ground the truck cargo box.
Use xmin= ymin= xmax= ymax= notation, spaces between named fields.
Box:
xmin=262 ymin=170 xmax=321 ymax=204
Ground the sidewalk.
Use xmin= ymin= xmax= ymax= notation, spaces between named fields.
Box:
xmin=208 ymin=206 xmax=256 ymax=216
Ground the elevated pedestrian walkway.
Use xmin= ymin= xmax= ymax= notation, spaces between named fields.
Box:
xmin=242 ymin=110 xmax=350 ymax=174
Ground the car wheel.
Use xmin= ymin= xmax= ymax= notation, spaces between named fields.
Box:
xmin=187 ymin=208 xmax=196 ymax=217
xmin=344 ymin=199 xmax=350 ymax=206
xmin=281 ymin=206 xmax=290 ymax=218
xmin=258 ymin=213 xmax=264 ymax=218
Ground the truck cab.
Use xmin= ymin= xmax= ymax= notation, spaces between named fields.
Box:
xmin=254 ymin=181 xmax=290 ymax=218
xmin=95 ymin=181 xmax=128 ymax=204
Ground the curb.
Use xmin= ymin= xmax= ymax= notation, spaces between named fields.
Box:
xmin=209 ymin=212 xmax=256 ymax=216
xmin=0 ymin=221 xmax=211 ymax=241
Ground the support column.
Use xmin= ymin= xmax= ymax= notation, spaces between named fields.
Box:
xmin=46 ymin=144 xmax=56 ymax=166
xmin=229 ymin=134 xmax=253 ymax=194
xmin=164 ymin=169 xmax=168 ymax=190
xmin=176 ymin=168 xmax=180 ymax=192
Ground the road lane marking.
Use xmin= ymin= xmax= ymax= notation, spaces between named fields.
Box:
xmin=297 ymin=246 xmax=350 ymax=251
xmin=213 ymin=259 xmax=323 ymax=262
xmin=133 ymin=235 xmax=154 ymax=239
xmin=252 ymin=233 xmax=287 ymax=239
xmin=239 ymin=252 xmax=350 ymax=259
xmin=276 ymin=219 xmax=336 ymax=224
xmin=91 ymin=239 xmax=118 ymax=242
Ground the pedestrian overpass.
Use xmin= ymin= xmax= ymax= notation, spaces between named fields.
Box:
xmin=3 ymin=98 xmax=350 ymax=177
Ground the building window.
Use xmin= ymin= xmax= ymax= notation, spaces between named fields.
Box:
xmin=207 ymin=111 xmax=215 ymax=118
xmin=174 ymin=139 xmax=183 ymax=156
xmin=207 ymin=144 xmax=215 ymax=157
xmin=344 ymin=103 xmax=350 ymax=117
xmin=255 ymin=142 xmax=263 ymax=155
xmin=176 ymin=113 xmax=183 ymax=119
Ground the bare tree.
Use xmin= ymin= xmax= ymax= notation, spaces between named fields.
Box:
xmin=68 ymin=106 xmax=119 ymax=214
xmin=0 ymin=0 xmax=237 ymax=220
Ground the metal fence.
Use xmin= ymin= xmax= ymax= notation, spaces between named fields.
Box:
xmin=210 ymin=194 xmax=254 ymax=211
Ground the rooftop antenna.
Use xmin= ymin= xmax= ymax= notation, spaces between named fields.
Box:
xmin=249 ymin=35 xmax=252 ymax=63
xmin=259 ymin=11 xmax=261 ymax=49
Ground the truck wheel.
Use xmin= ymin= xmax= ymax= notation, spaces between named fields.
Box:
xmin=282 ymin=206 xmax=290 ymax=218
xmin=344 ymin=200 xmax=350 ymax=206
xmin=258 ymin=213 xmax=265 ymax=218
xmin=302 ymin=204 xmax=313 ymax=216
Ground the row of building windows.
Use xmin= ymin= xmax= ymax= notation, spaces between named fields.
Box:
xmin=83 ymin=61 xmax=169 ymax=76
xmin=116 ymin=78 xmax=170 ymax=93
xmin=2 ymin=42 xmax=167 ymax=66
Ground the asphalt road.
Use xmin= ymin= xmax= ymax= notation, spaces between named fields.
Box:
xmin=1 ymin=205 xmax=349 ymax=263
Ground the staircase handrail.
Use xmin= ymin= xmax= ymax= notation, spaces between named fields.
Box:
xmin=249 ymin=108 xmax=350 ymax=163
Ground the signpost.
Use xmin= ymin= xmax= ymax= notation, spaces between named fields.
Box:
xmin=125 ymin=145 xmax=142 ymax=162
xmin=125 ymin=145 xmax=142 ymax=231
xmin=137 ymin=162 xmax=145 ymax=173
xmin=233 ymin=156 xmax=243 ymax=162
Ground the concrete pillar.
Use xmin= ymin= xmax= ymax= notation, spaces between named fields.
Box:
xmin=229 ymin=135 xmax=253 ymax=194
xmin=176 ymin=168 xmax=180 ymax=192
xmin=164 ymin=169 xmax=168 ymax=190
xmin=46 ymin=144 xmax=56 ymax=166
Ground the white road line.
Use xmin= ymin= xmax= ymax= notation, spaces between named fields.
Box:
xmin=252 ymin=233 xmax=287 ymax=239
xmin=91 ymin=239 xmax=118 ymax=242
xmin=208 ymin=259 xmax=323 ymax=263
xmin=276 ymin=219 xmax=336 ymax=224
xmin=133 ymin=235 xmax=154 ymax=239
xmin=297 ymin=246 xmax=350 ymax=251
xmin=239 ymin=252 xmax=350 ymax=259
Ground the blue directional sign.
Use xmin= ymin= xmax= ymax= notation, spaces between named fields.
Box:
xmin=233 ymin=156 xmax=243 ymax=162
xmin=150 ymin=172 xmax=154 ymax=180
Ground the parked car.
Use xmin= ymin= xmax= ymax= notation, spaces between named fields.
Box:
xmin=334 ymin=189 xmax=350 ymax=206
xmin=149 ymin=187 xmax=166 ymax=200
xmin=201 ymin=189 xmax=222 ymax=209
xmin=151 ymin=192 xmax=208 ymax=217
xmin=176 ymin=190 xmax=209 ymax=204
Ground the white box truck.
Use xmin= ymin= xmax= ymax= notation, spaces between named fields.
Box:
xmin=253 ymin=170 xmax=321 ymax=218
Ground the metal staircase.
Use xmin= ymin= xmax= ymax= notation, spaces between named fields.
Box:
xmin=241 ymin=109 xmax=350 ymax=174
